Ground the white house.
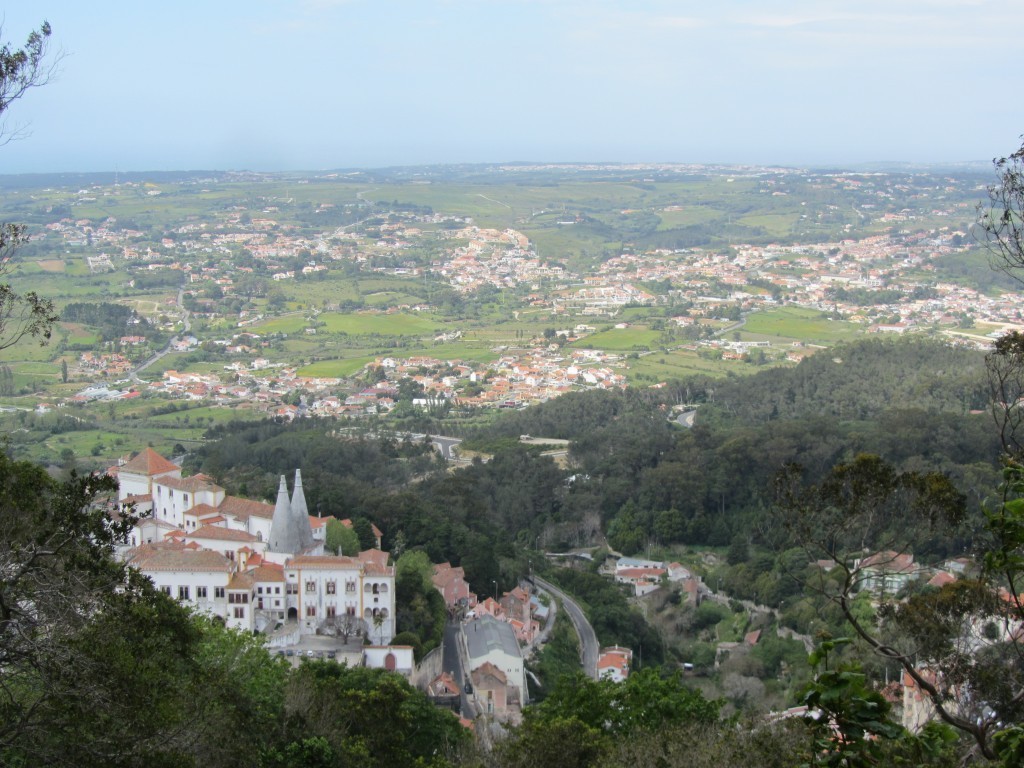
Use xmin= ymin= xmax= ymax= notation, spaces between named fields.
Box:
xmin=128 ymin=543 xmax=242 ymax=627
xmin=285 ymin=552 xmax=395 ymax=644
xmin=464 ymin=615 xmax=526 ymax=710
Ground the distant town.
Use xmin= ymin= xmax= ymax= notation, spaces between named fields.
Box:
xmin=0 ymin=162 xmax=1014 ymax=464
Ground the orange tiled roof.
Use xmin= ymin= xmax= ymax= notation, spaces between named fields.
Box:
xmin=220 ymin=495 xmax=275 ymax=521
xmin=119 ymin=448 xmax=179 ymax=477
xmin=186 ymin=525 xmax=259 ymax=543
xmin=128 ymin=543 xmax=234 ymax=572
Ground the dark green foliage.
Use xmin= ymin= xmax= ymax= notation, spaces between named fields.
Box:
xmin=497 ymin=669 xmax=720 ymax=767
xmin=273 ymin=662 xmax=467 ymax=768
xmin=394 ymin=551 xmax=446 ymax=656
xmin=529 ymin=611 xmax=581 ymax=701
xmin=801 ymin=638 xmax=904 ymax=768
xmin=325 ymin=518 xmax=360 ymax=556
xmin=692 ymin=337 xmax=989 ymax=427
xmin=189 ymin=419 xmax=440 ymax=517
xmin=351 ymin=516 xmax=375 ymax=550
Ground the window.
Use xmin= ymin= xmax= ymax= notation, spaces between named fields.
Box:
xmin=326 ymin=606 xmax=336 ymax=618
xmin=306 ymin=605 xmax=316 ymax=618
xmin=196 ymin=586 xmax=208 ymax=599
xmin=160 ymin=585 xmax=171 ymax=596
xmin=215 ymin=587 xmax=225 ymax=599
xmin=257 ymin=598 xmax=264 ymax=609
xmin=178 ymin=586 xmax=190 ymax=600
xmin=305 ymin=581 xmax=316 ymax=594
xmin=257 ymin=587 xmax=263 ymax=594
xmin=233 ymin=607 xmax=245 ymax=619
xmin=372 ymin=583 xmax=379 ymax=594
xmin=346 ymin=605 xmax=356 ymax=616
xmin=346 ymin=581 xmax=356 ymax=594
xmin=275 ymin=587 xmax=281 ymax=595
xmin=326 ymin=581 xmax=336 ymax=595
xmin=286 ymin=583 xmax=297 ymax=595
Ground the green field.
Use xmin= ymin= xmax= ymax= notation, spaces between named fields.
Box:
xmin=742 ymin=306 xmax=862 ymax=344
xmin=253 ymin=311 xmax=445 ymax=337
xmin=625 ymin=348 xmax=748 ymax=382
xmin=572 ymin=326 xmax=661 ymax=351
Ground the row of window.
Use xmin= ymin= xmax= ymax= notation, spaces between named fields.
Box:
xmin=167 ymin=585 xmax=227 ymax=600
xmin=302 ymin=580 xmax=389 ymax=595
xmin=155 ymin=486 xmax=190 ymax=505
xmin=303 ymin=580 xmax=363 ymax=595
xmin=166 ymin=582 xmax=392 ymax=603
xmin=305 ymin=605 xmax=361 ymax=618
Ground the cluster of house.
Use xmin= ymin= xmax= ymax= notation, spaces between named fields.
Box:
xmin=608 ymin=555 xmax=704 ymax=600
xmin=427 ymin=563 xmax=563 ymax=720
xmin=110 ymin=449 xmax=398 ymax=652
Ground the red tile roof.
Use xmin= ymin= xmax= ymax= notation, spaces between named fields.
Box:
xmin=186 ymin=525 xmax=259 ymax=543
xmin=120 ymin=448 xmax=179 ymax=477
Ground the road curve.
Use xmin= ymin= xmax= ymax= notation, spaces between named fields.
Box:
xmin=531 ymin=575 xmax=599 ymax=679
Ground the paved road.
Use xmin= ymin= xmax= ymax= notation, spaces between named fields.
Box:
xmin=430 ymin=436 xmax=463 ymax=461
xmin=674 ymin=409 xmax=696 ymax=428
xmin=442 ymin=621 xmax=475 ymax=718
xmin=531 ymin=575 xmax=599 ymax=679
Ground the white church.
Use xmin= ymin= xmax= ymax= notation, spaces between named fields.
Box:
xmin=114 ymin=449 xmax=395 ymax=643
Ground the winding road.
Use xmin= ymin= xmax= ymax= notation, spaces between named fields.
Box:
xmin=130 ymin=285 xmax=191 ymax=383
xmin=531 ymin=575 xmax=599 ymax=679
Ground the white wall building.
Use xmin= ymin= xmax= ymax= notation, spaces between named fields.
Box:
xmin=464 ymin=615 xmax=526 ymax=705
xmin=116 ymin=450 xmax=395 ymax=646
xmin=285 ymin=553 xmax=395 ymax=644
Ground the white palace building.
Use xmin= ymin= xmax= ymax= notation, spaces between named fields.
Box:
xmin=112 ymin=449 xmax=395 ymax=644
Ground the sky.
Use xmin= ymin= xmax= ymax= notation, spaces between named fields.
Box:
xmin=1 ymin=0 xmax=1022 ymax=173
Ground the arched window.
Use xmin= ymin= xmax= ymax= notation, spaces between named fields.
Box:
xmin=378 ymin=583 xmax=388 ymax=593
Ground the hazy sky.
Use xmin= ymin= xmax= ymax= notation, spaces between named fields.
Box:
xmin=1 ymin=1 xmax=1022 ymax=173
